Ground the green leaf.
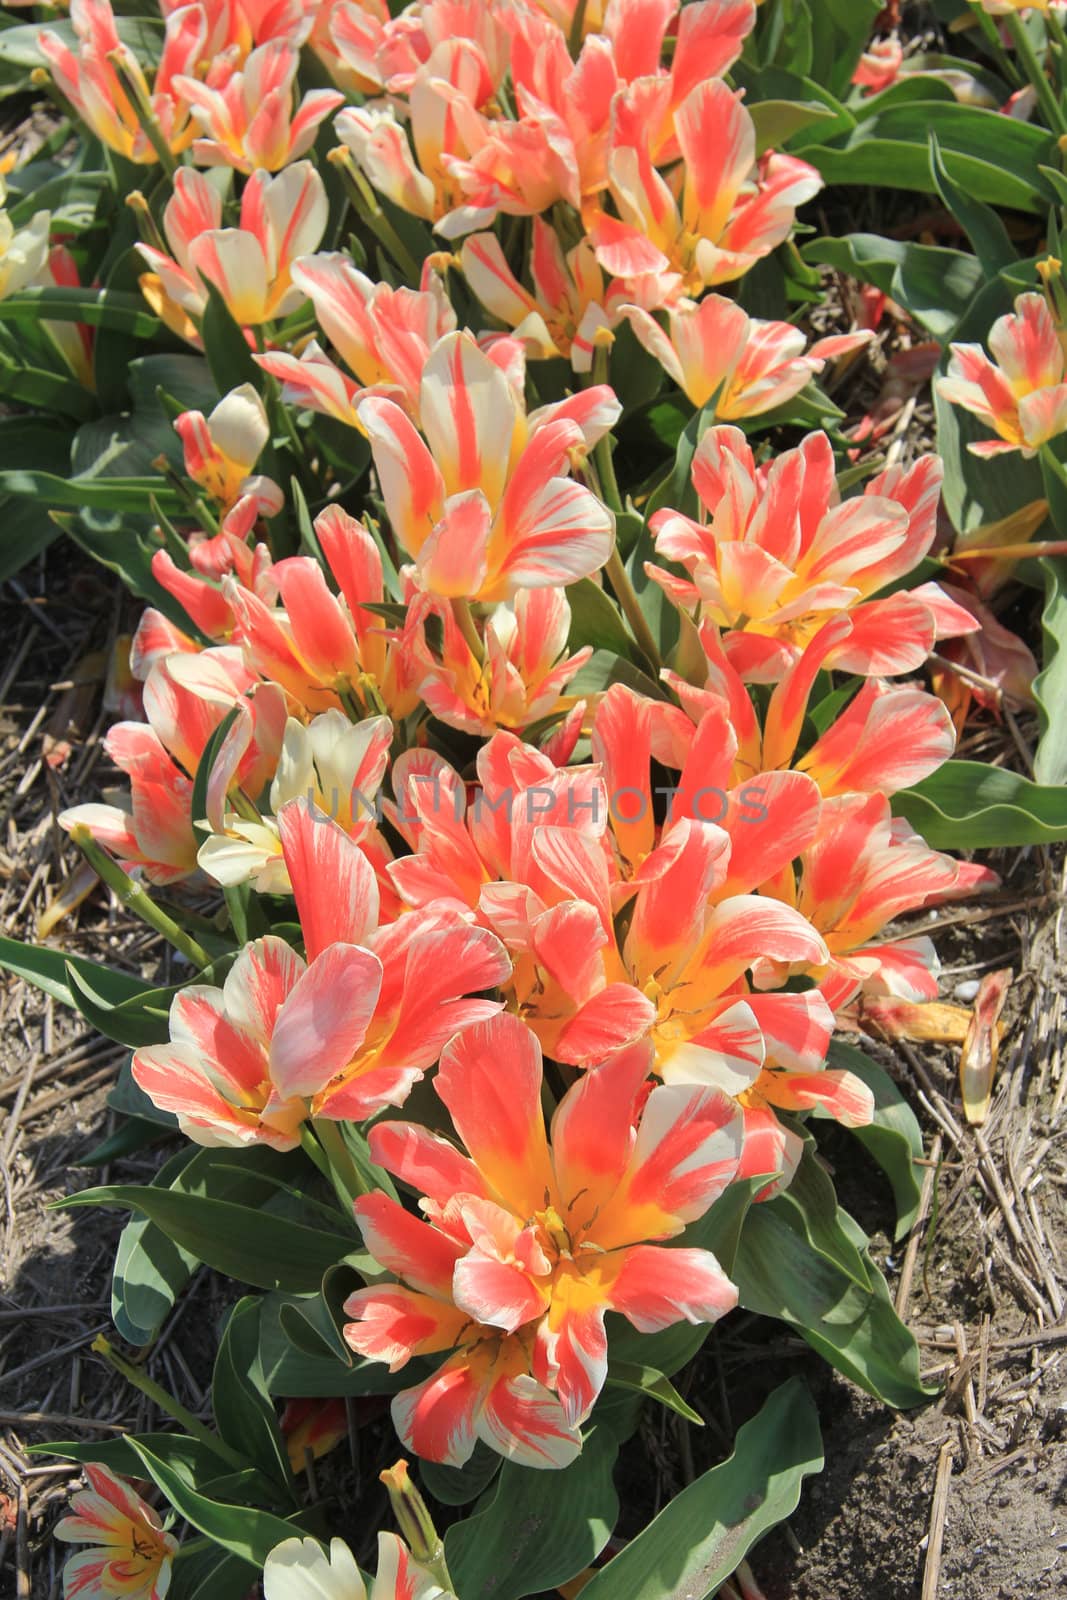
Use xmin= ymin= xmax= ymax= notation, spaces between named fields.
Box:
xmin=0 ymin=935 xmax=153 ymax=1011
xmin=928 ymin=132 xmax=1016 ymax=277
xmin=34 ymin=1432 xmax=235 ymax=1481
xmin=53 ymin=1186 xmax=355 ymax=1293
xmin=894 ymin=760 xmax=1067 ymax=846
xmin=1034 ymin=556 xmax=1067 ymax=786
xmin=808 ymin=101 xmax=1056 ymax=214
xmin=750 ymin=96 xmax=841 ymax=154
xmin=802 ymin=234 xmax=984 ymax=340
xmin=771 ymin=1136 xmax=873 ymax=1291
xmin=213 ymin=1298 xmax=294 ymax=1492
xmin=0 ymin=285 xmax=160 ymax=335
xmin=567 ymin=649 xmax=666 ymax=703
xmin=823 ymin=1042 xmax=925 ymax=1239
xmin=444 ymin=1427 xmax=619 ymax=1600
xmin=65 ymin=962 xmax=172 ymax=1047
xmin=258 ymin=1292 xmax=413 ymax=1397
xmin=734 ymin=1208 xmax=933 ymax=1408
xmin=127 ymin=354 xmax=219 ymax=415
xmin=0 ymin=359 xmax=97 ymax=421
xmin=566 ymin=576 xmax=642 ymax=664
xmin=419 ymin=1444 xmax=501 ymax=1508
xmin=112 ymin=1149 xmax=200 ymax=1345
xmin=0 ymin=494 xmax=64 ymax=582
xmin=578 ymin=1379 xmax=822 ymax=1600
xmin=0 ymin=468 xmax=181 ymax=512
xmin=169 ymin=1545 xmax=257 ymax=1600
xmin=605 ymin=1362 xmax=703 ymax=1424
xmin=123 ymin=1439 xmax=302 ymax=1567
xmin=201 ymin=281 xmax=262 ymax=394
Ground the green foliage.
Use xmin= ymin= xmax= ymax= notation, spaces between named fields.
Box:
xmin=578 ymin=1380 xmax=823 ymax=1600
xmin=444 ymin=1428 xmax=619 ymax=1600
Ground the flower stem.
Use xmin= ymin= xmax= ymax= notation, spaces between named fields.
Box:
xmin=313 ymin=1117 xmax=373 ymax=1204
xmin=329 ymin=148 xmax=421 ymax=282
xmin=1004 ymin=11 xmax=1067 ymax=135
xmin=604 ymin=547 xmax=662 ymax=674
xmin=93 ymin=1337 xmax=246 ymax=1469
xmin=69 ymin=825 xmax=211 ymax=970
xmin=452 ymin=597 xmax=486 ymax=666
xmin=969 ymin=3 xmax=1023 ymax=87
xmin=106 ymin=50 xmax=178 ymax=177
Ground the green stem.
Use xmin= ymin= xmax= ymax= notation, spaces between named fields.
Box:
xmin=299 ymin=1122 xmax=333 ymax=1183
xmin=969 ymin=3 xmax=1024 ymax=87
xmin=69 ymin=825 xmax=211 ymax=970
xmin=605 ymin=547 xmax=662 ymax=674
xmin=1049 ymin=8 xmax=1067 ymax=91
xmin=568 ymin=0 xmax=589 ymax=56
xmin=593 ymin=432 xmax=623 ymax=516
xmin=451 ymin=597 xmax=486 ymax=667
xmin=329 ymin=149 xmax=421 ymax=282
xmin=93 ymin=1337 xmax=245 ymax=1470
xmin=313 ymin=1117 xmax=373 ymax=1205
xmin=106 ymin=50 xmax=178 ymax=177
xmin=1004 ymin=11 xmax=1067 ymax=134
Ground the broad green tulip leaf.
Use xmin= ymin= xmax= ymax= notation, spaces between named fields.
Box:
xmin=808 ymin=102 xmax=1056 ymax=213
xmin=111 ymin=1147 xmax=310 ymax=1342
xmin=771 ymin=1135 xmax=872 ymax=1291
xmin=734 ymin=1208 xmax=933 ymax=1408
xmin=127 ymin=353 xmax=219 ymax=414
xmin=0 ymin=935 xmax=155 ymax=1011
xmin=111 ymin=1148 xmax=200 ymax=1345
xmin=420 ymin=1444 xmax=501 ymax=1508
xmin=566 ymin=575 xmax=644 ymax=663
xmin=605 ymin=1362 xmax=703 ymax=1425
xmin=0 ymin=285 xmax=161 ymax=334
xmin=213 ymin=1298 xmax=294 ymax=1493
xmin=65 ymin=962 xmax=173 ymax=1048
xmin=124 ymin=1440 xmax=305 ymax=1567
xmin=0 ymin=360 xmax=97 ymax=421
xmin=75 ymin=1114 xmax=169 ymax=1168
xmin=201 ymin=281 xmax=263 ymax=394
xmin=32 ymin=1433 xmax=235 ymax=1479
xmin=802 ymin=234 xmax=983 ymax=340
xmin=578 ymin=1379 xmax=822 ymax=1600
xmin=1034 ymin=556 xmax=1067 ymax=786
xmin=823 ymin=1043 xmax=925 ymax=1240
xmin=54 ymin=1185 xmax=355 ymax=1293
xmin=0 ymin=468 xmax=181 ymax=511
xmin=894 ymin=760 xmax=1067 ymax=846
xmin=168 ymin=1545 xmax=257 ymax=1600
xmin=258 ymin=1291 xmax=417 ymax=1397
xmin=928 ymin=133 xmax=1016 ymax=276
xmin=444 ymin=1427 xmax=619 ymax=1600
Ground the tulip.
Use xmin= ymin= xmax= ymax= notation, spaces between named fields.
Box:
xmin=344 ymin=1015 xmax=740 ymax=1459
xmin=620 ymin=294 xmax=873 ymax=415
xmin=648 ymin=427 xmax=977 ymax=680
xmin=174 ymin=40 xmax=344 ymax=173
xmin=264 ymin=1531 xmax=456 ymax=1600
xmin=939 ymin=286 xmax=1067 ymax=458
xmin=174 ymin=384 xmax=281 ymax=513
xmin=55 ymin=1462 xmax=178 ymax=1600
xmin=136 ymin=162 xmax=327 ymax=333
xmin=358 ymin=330 xmax=618 ymax=602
